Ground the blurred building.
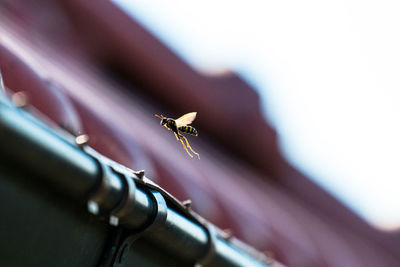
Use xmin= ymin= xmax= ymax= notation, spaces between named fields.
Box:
xmin=0 ymin=1 xmax=399 ymax=266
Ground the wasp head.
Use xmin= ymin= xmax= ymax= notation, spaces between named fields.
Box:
xmin=154 ymin=114 xmax=166 ymax=125
xmin=161 ymin=118 xmax=168 ymax=125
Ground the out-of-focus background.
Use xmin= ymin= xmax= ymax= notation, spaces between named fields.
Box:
xmin=1 ymin=0 xmax=400 ymax=266
xmin=113 ymin=0 xmax=400 ymax=230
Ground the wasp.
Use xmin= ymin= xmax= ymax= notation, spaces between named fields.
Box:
xmin=154 ymin=112 xmax=200 ymax=159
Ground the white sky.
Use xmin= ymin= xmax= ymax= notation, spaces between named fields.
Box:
xmin=113 ymin=0 xmax=400 ymax=230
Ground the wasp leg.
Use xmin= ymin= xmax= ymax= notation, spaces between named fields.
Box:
xmin=181 ymin=136 xmax=200 ymax=159
xmin=173 ymin=131 xmax=180 ymax=141
xmin=173 ymin=132 xmax=179 ymax=141
xmin=174 ymin=132 xmax=193 ymax=158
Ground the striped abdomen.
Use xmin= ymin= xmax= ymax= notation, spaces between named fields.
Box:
xmin=179 ymin=126 xmax=198 ymax=136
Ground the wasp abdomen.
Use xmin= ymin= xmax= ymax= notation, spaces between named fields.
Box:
xmin=179 ymin=126 xmax=198 ymax=136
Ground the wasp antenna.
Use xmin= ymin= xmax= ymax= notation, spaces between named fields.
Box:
xmin=154 ymin=114 xmax=163 ymax=119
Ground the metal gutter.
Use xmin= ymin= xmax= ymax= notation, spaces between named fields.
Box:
xmin=0 ymin=74 xmax=273 ymax=266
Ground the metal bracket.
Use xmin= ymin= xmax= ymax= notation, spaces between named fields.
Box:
xmin=109 ymin=172 xmax=137 ymax=227
xmin=195 ymin=223 xmax=217 ymax=267
xmin=112 ymin=190 xmax=168 ymax=267
xmin=86 ymin=159 xmax=123 ymax=215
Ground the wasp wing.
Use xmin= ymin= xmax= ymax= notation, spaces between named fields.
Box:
xmin=175 ymin=112 xmax=197 ymax=128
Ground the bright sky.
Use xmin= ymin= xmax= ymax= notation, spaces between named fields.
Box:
xmin=113 ymin=0 xmax=400 ymax=230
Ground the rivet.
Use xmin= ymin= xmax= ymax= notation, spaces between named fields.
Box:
xmin=221 ymin=228 xmax=233 ymax=241
xmin=263 ymin=250 xmax=275 ymax=265
xmin=182 ymin=199 xmax=192 ymax=209
xmin=12 ymin=91 xmax=29 ymax=107
xmin=75 ymin=134 xmax=89 ymax=146
xmin=87 ymin=200 xmax=99 ymax=215
xmin=109 ymin=215 xmax=119 ymax=226
xmin=134 ymin=170 xmax=145 ymax=179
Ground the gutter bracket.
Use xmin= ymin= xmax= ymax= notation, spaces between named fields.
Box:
xmin=195 ymin=223 xmax=217 ymax=267
xmin=112 ymin=190 xmax=168 ymax=267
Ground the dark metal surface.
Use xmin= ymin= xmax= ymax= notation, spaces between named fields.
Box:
xmin=86 ymin=162 xmax=124 ymax=215
xmin=0 ymin=105 xmax=99 ymax=199
xmin=0 ymin=93 xmax=270 ymax=266
xmin=0 ymin=163 xmax=109 ymax=267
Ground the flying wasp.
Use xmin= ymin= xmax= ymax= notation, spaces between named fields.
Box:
xmin=154 ymin=112 xmax=200 ymax=159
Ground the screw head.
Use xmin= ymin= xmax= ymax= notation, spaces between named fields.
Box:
xmin=12 ymin=91 xmax=29 ymax=107
xmin=75 ymin=134 xmax=89 ymax=146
